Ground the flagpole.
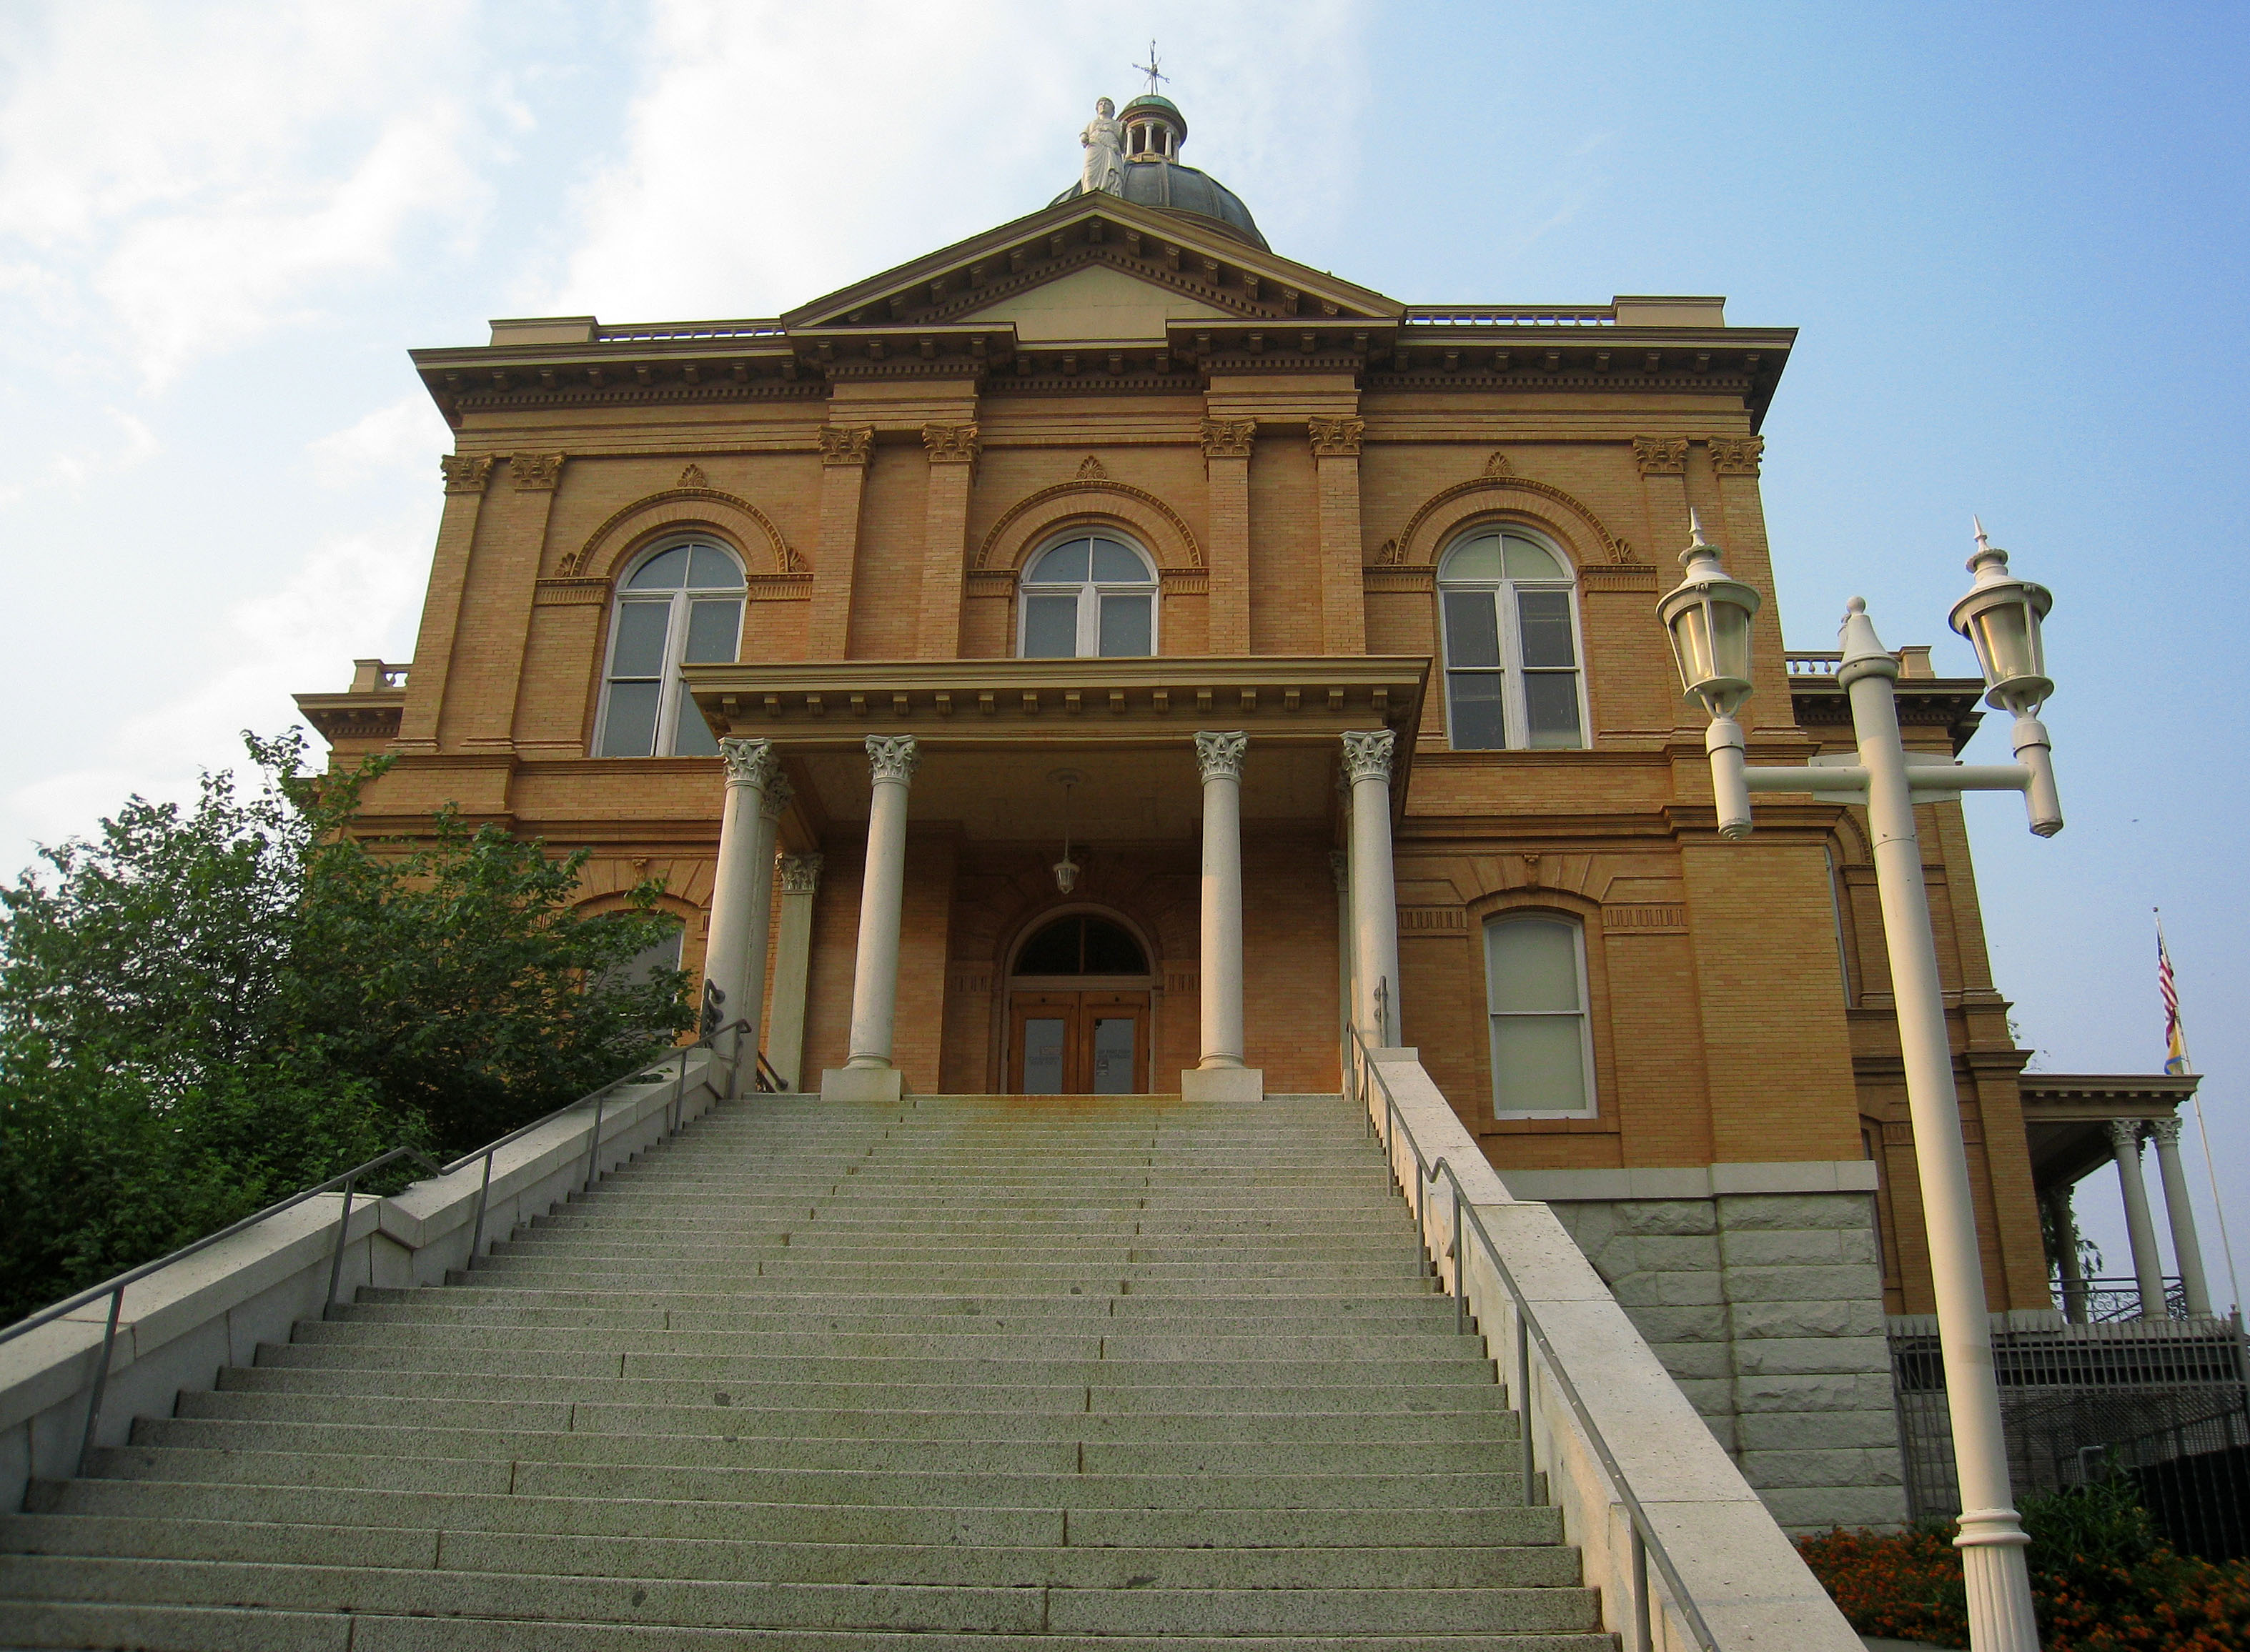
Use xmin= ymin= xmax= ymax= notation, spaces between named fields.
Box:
xmin=2159 ymin=908 xmax=2243 ymax=1318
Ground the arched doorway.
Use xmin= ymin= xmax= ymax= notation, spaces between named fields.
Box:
xmin=1006 ymin=912 xmax=1154 ymax=1094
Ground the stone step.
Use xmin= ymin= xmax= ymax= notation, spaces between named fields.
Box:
xmin=0 ymin=1515 xmax=1580 ymax=1590
xmin=223 ymin=1367 xmax=1510 ymax=1416
xmin=184 ymin=1391 xmax=1517 ymax=1443
xmin=1 ymin=1602 xmax=1615 ymax=1652
xmin=89 ymin=1446 xmax=1550 ymax=1512
xmin=354 ymin=1285 xmax=1452 ymax=1317
xmin=479 ymin=1239 xmax=1419 ymax=1265
xmin=445 ymin=1272 xmax=1444 ymax=1300
xmin=0 ymin=1555 xmax=1602 ymax=1637
xmin=331 ymin=1303 xmax=1462 ymax=1335
xmin=32 ymin=1479 xmax=1563 ymax=1551
xmin=130 ymin=1416 xmax=1520 ymax=1478
xmin=286 ymin=1322 xmax=1490 ymax=1363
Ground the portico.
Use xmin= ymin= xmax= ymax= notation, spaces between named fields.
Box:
xmin=684 ymin=656 xmax=1424 ymax=1099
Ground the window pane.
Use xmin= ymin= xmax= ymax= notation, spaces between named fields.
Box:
xmin=1091 ymin=539 xmax=1147 ymax=582
xmin=1030 ymin=540 xmax=1089 ymax=584
xmin=1442 ymin=534 xmax=1503 ymax=582
xmin=672 ymin=691 xmax=719 ymax=757
xmin=1517 ymin=591 xmax=1577 ymax=667
xmin=1492 ymin=1015 xmax=1588 ymax=1113
xmin=683 ymin=599 xmax=741 ymax=664
xmin=598 ymin=681 xmax=661 ymax=757
xmin=686 ymin=544 xmax=742 ymax=588
xmin=1082 ymin=919 xmax=1148 ymax=974
xmin=1503 ymin=535 xmax=1565 ymax=579
xmin=1023 ymin=1017 xmax=1067 ymax=1093
xmin=628 ymin=546 xmax=690 ymax=589
xmin=1524 ymin=673 xmax=1583 ymax=749
xmin=1098 ymin=593 xmax=1153 ymax=657
xmin=1091 ymin=1017 xmax=1136 ymax=1094
xmin=609 ymin=601 xmax=672 ymax=677
xmin=1487 ymin=918 xmax=1582 ymax=1013
xmin=602 ymin=926 xmax=684 ymax=990
xmin=1443 ymin=590 xmax=1502 ymax=668
xmin=1447 ymin=672 xmax=1506 ymax=750
xmin=1018 ymin=917 xmax=1083 ymax=975
xmin=1023 ymin=594 xmax=1079 ymax=657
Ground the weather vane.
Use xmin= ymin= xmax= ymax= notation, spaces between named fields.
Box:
xmin=1131 ymin=41 xmax=1168 ymax=98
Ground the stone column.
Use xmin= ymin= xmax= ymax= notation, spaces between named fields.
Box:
xmin=1183 ymin=732 xmax=1259 ymax=1102
xmin=823 ymin=735 xmax=918 ymax=1102
xmin=1342 ymin=730 xmax=1403 ymax=1048
xmin=705 ymin=739 xmax=778 ymax=1095
xmin=2045 ymin=1187 xmax=2089 ymax=1325
xmin=1331 ymin=847 xmax=1353 ymax=1088
xmin=2151 ymin=1118 xmax=2214 ymax=1315
xmin=1201 ymin=418 xmax=1254 ymax=654
xmin=732 ymin=774 xmax=791 ymax=1090
xmin=2108 ymin=1120 xmax=2171 ymax=1319
xmin=396 ymin=454 xmax=497 ymax=754
xmin=766 ymin=853 xmax=822 ymax=1093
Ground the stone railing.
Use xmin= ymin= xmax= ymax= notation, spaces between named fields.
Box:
xmin=0 ymin=1053 xmax=725 ymax=1511
xmin=595 ymin=320 xmax=786 ymax=343
xmin=1786 ymin=647 xmax=1936 ymax=680
xmin=1350 ymin=1040 xmax=1860 ymax=1652
xmin=347 ymin=659 xmax=410 ymax=693
xmin=1406 ymin=305 xmax=1617 ymax=327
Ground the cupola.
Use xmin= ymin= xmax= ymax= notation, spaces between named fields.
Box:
xmin=1049 ymin=93 xmax=1268 ymax=252
xmin=1120 ymin=95 xmax=1185 ymax=162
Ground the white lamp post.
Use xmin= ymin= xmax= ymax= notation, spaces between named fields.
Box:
xmin=1660 ymin=518 xmax=2061 ymax=1652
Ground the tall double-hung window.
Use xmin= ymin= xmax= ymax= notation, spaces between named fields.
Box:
xmin=1438 ymin=529 xmax=1586 ymax=750
xmin=1018 ymin=534 xmax=1158 ymax=658
xmin=1485 ymin=913 xmax=1597 ymax=1118
xmin=595 ymin=539 xmax=745 ymax=757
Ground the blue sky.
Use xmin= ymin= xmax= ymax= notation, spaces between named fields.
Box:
xmin=1 ymin=1 xmax=2241 ymax=1299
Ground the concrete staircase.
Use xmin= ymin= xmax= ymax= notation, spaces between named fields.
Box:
xmin=1 ymin=1091 xmax=1615 ymax=1650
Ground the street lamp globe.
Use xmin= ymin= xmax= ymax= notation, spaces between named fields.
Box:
xmin=1949 ymin=517 xmax=2053 ymax=715
xmin=1657 ymin=511 xmax=1763 ymax=719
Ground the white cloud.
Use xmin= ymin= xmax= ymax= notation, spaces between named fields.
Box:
xmin=547 ymin=0 xmax=1369 ymax=324
xmin=308 ymin=394 xmax=453 ymax=489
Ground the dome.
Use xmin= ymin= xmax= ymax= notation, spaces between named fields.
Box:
xmin=1051 ymin=94 xmax=1267 ymax=251
xmin=1049 ymin=163 xmax=1267 ymax=251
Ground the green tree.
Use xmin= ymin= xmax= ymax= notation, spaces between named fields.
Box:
xmin=0 ymin=731 xmax=691 ymax=1323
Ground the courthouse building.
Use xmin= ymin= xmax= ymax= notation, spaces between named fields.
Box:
xmin=299 ymin=94 xmax=2220 ymax=1528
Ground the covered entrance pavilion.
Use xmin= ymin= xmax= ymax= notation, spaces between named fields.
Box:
xmin=680 ymin=656 xmax=1427 ymax=1102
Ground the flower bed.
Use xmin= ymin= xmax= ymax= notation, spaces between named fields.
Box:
xmin=1798 ymin=1483 xmax=2250 ymax=1651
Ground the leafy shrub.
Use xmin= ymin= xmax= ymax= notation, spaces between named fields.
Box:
xmin=0 ymin=732 xmax=692 ymax=1322
xmin=1800 ymin=1481 xmax=2250 ymax=1652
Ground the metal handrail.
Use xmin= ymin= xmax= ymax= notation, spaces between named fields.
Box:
xmin=1347 ymin=1025 xmax=1723 ymax=1652
xmin=0 ymin=1017 xmax=764 ymax=1478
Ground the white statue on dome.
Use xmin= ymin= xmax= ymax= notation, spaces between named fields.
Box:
xmin=1080 ymin=96 xmax=1125 ymax=196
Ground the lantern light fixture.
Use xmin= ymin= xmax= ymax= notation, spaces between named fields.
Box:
xmin=1049 ymin=769 xmax=1082 ymax=894
xmin=1950 ymin=517 xmax=2054 ymax=716
xmin=1656 ymin=511 xmax=1762 ymax=837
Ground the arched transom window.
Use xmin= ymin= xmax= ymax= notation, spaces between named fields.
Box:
xmin=595 ymin=539 xmax=745 ymax=757
xmin=1019 ymin=534 xmax=1157 ymax=658
xmin=1437 ymin=529 xmax=1586 ymax=750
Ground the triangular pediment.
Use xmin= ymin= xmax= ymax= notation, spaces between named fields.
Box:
xmin=781 ymin=196 xmax=1401 ymax=338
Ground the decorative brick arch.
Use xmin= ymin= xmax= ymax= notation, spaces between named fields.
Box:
xmin=1391 ymin=477 xmax=1636 ymax=570
xmin=560 ymin=487 xmax=802 ymax=579
xmin=976 ymin=480 xmax=1204 ymax=572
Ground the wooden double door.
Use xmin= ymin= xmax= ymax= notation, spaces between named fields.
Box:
xmin=1008 ymin=990 xmax=1149 ymax=1095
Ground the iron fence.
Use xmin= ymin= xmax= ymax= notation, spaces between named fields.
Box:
xmin=2059 ymin=1402 xmax=2250 ymax=1561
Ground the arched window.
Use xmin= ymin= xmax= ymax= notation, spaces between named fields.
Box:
xmin=1018 ymin=533 xmax=1157 ymax=658
xmin=1484 ymin=913 xmax=1596 ymax=1118
xmin=595 ymin=539 xmax=745 ymax=757
xmin=1437 ymin=528 xmax=1586 ymax=751
xmin=1014 ymin=914 xmax=1149 ymax=976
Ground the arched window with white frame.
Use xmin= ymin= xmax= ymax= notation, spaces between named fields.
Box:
xmin=595 ymin=537 xmax=745 ymax=757
xmin=1484 ymin=912 xmax=1597 ymax=1118
xmin=1437 ymin=527 xmax=1587 ymax=750
xmin=1018 ymin=532 xmax=1158 ymax=658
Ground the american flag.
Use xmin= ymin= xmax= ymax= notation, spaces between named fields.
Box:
xmin=2159 ymin=919 xmax=2190 ymax=1077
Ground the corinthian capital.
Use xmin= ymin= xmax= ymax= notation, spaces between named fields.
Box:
xmin=1307 ymin=416 xmax=1364 ymax=457
xmin=440 ymin=454 xmax=495 ymax=494
xmin=758 ymin=772 xmax=796 ymax=820
xmin=510 ymin=452 xmax=565 ymax=490
xmin=2107 ymin=1119 xmax=2144 ymax=1154
xmin=818 ymin=426 xmax=875 ymax=466
xmin=1341 ymin=729 xmax=1395 ymax=786
xmin=921 ymin=422 xmax=981 ymax=464
xmin=778 ymin=852 xmax=824 ymax=895
xmin=866 ymin=734 xmax=920 ymax=785
xmin=1200 ymin=417 xmax=1256 ymax=460
xmin=2149 ymin=1116 xmax=2183 ymax=1148
xmin=1194 ymin=730 xmax=1247 ymax=783
xmin=719 ymin=737 xmax=777 ymax=789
